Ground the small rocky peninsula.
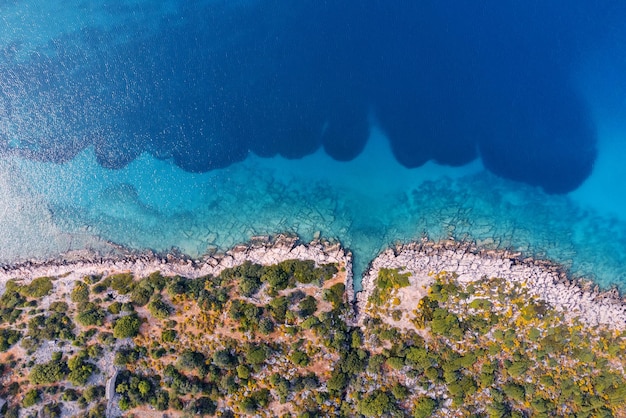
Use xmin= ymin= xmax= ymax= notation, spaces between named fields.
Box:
xmin=358 ymin=238 xmax=626 ymax=330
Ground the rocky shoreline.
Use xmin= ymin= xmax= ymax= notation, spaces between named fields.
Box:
xmin=2 ymin=235 xmax=625 ymax=329
xmin=357 ymin=238 xmax=626 ymax=329
xmin=0 ymin=234 xmax=354 ymax=301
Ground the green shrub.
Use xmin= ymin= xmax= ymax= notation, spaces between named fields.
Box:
xmin=469 ymin=298 xmax=493 ymax=310
xmin=162 ymin=329 xmax=177 ymax=343
xmin=30 ymin=358 xmax=68 ymax=385
xmin=108 ymin=302 xmax=122 ymax=315
xmin=413 ymin=397 xmax=437 ymax=418
xmin=49 ymin=301 xmax=68 ymax=313
xmin=357 ymin=390 xmax=393 ymax=417
xmin=0 ymin=328 xmax=21 ymax=351
xmin=92 ymin=283 xmax=108 ymax=294
xmin=113 ymin=314 xmax=141 ymax=339
xmin=22 ymin=277 xmax=54 ymax=298
xmin=298 ymin=296 xmax=317 ymax=318
xmin=86 ymin=402 xmax=106 ymax=418
xmin=130 ymin=282 xmax=154 ymax=306
xmin=108 ymin=273 xmax=134 ymax=294
xmin=177 ymin=350 xmax=205 ymax=370
xmin=147 ymin=296 xmax=172 ymax=319
xmin=76 ymin=303 xmax=106 ymax=327
xmin=27 ymin=312 xmax=75 ymax=342
xmin=83 ymin=275 xmax=102 ymax=285
xmin=22 ymin=389 xmax=40 ymax=407
xmin=369 ymin=268 xmax=411 ymax=306
xmin=62 ymin=389 xmax=80 ymax=401
xmin=71 ymin=282 xmax=90 ymax=304
xmin=68 ymin=351 xmax=97 ymax=385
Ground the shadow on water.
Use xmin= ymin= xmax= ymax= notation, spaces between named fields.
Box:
xmin=1 ymin=1 xmax=625 ymax=192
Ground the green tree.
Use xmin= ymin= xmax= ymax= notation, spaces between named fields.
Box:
xmin=113 ymin=314 xmax=141 ymax=339
xmin=503 ymin=382 xmax=525 ymax=403
xmin=22 ymin=277 xmax=54 ymax=298
xmin=22 ymin=389 xmax=40 ymax=407
xmin=0 ymin=328 xmax=22 ymax=351
xmin=30 ymin=358 xmax=68 ymax=385
xmin=240 ymin=275 xmax=262 ymax=297
xmin=261 ymin=265 xmax=290 ymax=291
xmin=357 ymin=390 xmax=393 ymax=417
xmin=298 ymin=296 xmax=317 ymax=318
xmin=259 ymin=317 xmax=275 ymax=334
xmin=162 ymin=329 xmax=177 ymax=343
xmin=71 ymin=282 xmax=90 ymax=304
xmin=109 ymin=273 xmax=134 ymax=294
xmin=76 ymin=302 xmax=106 ymax=327
xmin=246 ymin=345 xmax=268 ymax=365
xmin=327 ymin=370 xmax=348 ymax=395
xmin=268 ymin=296 xmax=289 ymax=323
xmin=68 ymin=351 xmax=97 ymax=385
xmin=413 ymin=397 xmax=437 ymax=418
xmin=147 ymin=296 xmax=172 ymax=319
xmin=430 ymin=308 xmax=464 ymax=339
xmin=130 ymin=281 xmax=154 ymax=306
xmin=213 ymin=349 xmax=237 ymax=369
xmin=190 ymin=397 xmax=217 ymax=415
xmin=177 ymin=350 xmax=205 ymax=370
xmin=237 ymin=364 xmax=251 ymax=379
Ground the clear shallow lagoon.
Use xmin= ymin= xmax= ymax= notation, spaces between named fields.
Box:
xmin=1 ymin=1 xmax=626 ymax=289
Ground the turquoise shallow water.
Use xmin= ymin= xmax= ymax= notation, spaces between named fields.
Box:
xmin=1 ymin=0 xmax=626 ymax=290
xmin=2 ymin=126 xmax=626 ymax=290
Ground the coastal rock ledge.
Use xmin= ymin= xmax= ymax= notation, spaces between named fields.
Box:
xmin=0 ymin=234 xmax=354 ymax=302
xmin=1 ymin=235 xmax=624 ymax=329
xmin=357 ymin=239 xmax=626 ymax=330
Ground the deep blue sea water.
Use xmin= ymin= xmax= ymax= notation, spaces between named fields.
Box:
xmin=1 ymin=1 xmax=626 ymax=288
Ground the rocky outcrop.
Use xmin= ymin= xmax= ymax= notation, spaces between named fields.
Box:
xmin=357 ymin=238 xmax=626 ymax=329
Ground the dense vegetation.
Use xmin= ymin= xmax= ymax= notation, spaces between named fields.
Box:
xmin=1 ymin=260 xmax=625 ymax=417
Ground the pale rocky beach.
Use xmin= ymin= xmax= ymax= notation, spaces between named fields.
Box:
xmin=357 ymin=238 xmax=626 ymax=329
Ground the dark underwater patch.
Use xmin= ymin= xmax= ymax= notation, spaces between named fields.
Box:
xmin=1 ymin=1 xmax=623 ymax=192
